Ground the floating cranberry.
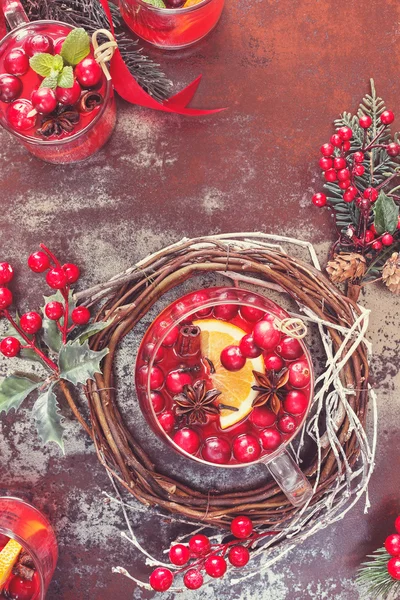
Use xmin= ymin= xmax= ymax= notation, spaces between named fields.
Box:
xmin=259 ymin=428 xmax=281 ymax=451
xmin=0 ymin=337 xmax=21 ymax=357
xmin=71 ymin=306 xmax=90 ymax=325
xmin=284 ymin=390 xmax=308 ymax=415
xmin=359 ymin=114 xmax=372 ymax=128
xmin=312 ymin=193 xmax=327 ymax=208
xmin=320 ymin=143 xmax=334 ymax=156
xmin=385 ymin=534 xmax=400 ymax=557
xmin=264 ymin=353 xmax=284 ymax=371
xmin=0 ymin=74 xmax=22 ymax=102
xmin=183 ymin=568 xmax=203 ymax=590
xmin=330 ymin=134 xmax=342 ymax=147
xmin=202 ymin=437 xmax=231 ymax=464
xmin=173 ymin=428 xmax=200 ymax=454
xmin=28 ymin=251 xmax=50 ymax=273
xmin=387 ymin=142 xmax=400 ymax=157
xmin=240 ymin=295 xmax=264 ymax=322
xmin=143 ymin=342 xmax=165 ymax=363
xmin=172 ymin=299 xmax=192 ymax=323
xmin=165 ymin=370 xmax=191 ymax=394
xmin=205 ymin=555 xmax=227 ymax=578
xmin=25 ymin=34 xmax=54 ymax=57
xmin=157 ymin=322 xmax=179 ymax=347
xmin=288 ymin=360 xmax=311 ymax=388
xmin=54 ymin=37 xmax=66 ymax=54
xmin=381 ymin=110 xmax=395 ymax=125
xmin=7 ymin=575 xmax=36 ymax=600
xmin=46 ymin=267 xmax=67 ymax=289
xmin=278 ymin=414 xmax=296 ymax=434
xmin=189 ymin=534 xmax=210 ymax=556
xmin=4 ymin=49 xmax=29 ymax=75
xmin=166 ymin=0 xmax=186 ymax=6
xmin=249 ymin=406 xmax=276 ymax=428
xmin=56 ymin=80 xmax=82 ymax=105
xmin=139 ymin=365 xmax=164 ymax=390
xmin=149 ymin=567 xmax=173 ymax=592
xmin=150 ymin=391 xmax=165 ymax=413
xmin=7 ymin=100 xmax=36 ymax=132
xmin=20 ymin=312 xmax=42 ymax=334
xmin=338 ymin=126 xmax=352 ymax=141
xmin=157 ymin=410 xmax=175 ymax=433
xmin=169 ymin=544 xmax=190 ymax=566
xmin=0 ymin=287 xmax=13 ymax=309
xmin=276 ymin=336 xmax=303 ymax=361
xmin=233 ymin=434 xmax=261 ymax=463
xmin=220 ymin=345 xmax=246 ymax=371
xmin=31 ymin=87 xmax=57 ymax=115
xmin=239 ymin=334 xmax=262 ymax=359
xmin=45 ymin=301 xmax=64 ymax=321
xmin=253 ymin=320 xmax=280 ymax=351
xmin=388 ymin=557 xmax=400 ymax=580
xmin=75 ymin=57 xmax=102 ymax=88
xmin=231 ymin=515 xmax=253 ymax=538
xmin=228 ymin=545 xmax=250 ymax=567
xmin=188 ymin=291 xmax=211 ymax=317
xmin=0 ymin=262 xmax=13 ymax=284
xmin=62 ymin=263 xmax=80 ymax=284
xmin=382 ymin=233 xmax=394 ymax=246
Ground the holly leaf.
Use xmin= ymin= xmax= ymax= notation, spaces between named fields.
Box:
xmin=373 ymin=191 xmax=400 ymax=235
xmin=76 ymin=320 xmax=113 ymax=344
xmin=61 ymin=28 xmax=90 ymax=66
xmin=40 ymin=73 xmax=59 ymax=90
xmin=0 ymin=375 xmax=41 ymax=414
xmin=29 ymin=53 xmax=63 ymax=77
xmin=57 ymin=66 xmax=74 ymax=89
xmin=32 ymin=386 xmax=65 ymax=452
xmin=59 ymin=339 xmax=108 ymax=385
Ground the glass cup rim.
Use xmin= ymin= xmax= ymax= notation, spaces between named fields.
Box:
xmin=0 ymin=19 xmax=112 ymax=146
xmin=141 ymin=288 xmax=315 ymax=469
xmin=136 ymin=0 xmax=212 ymax=14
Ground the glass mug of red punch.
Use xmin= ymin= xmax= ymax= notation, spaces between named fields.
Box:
xmin=0 ymin=497 xmax=58 ymax=599
xmin=135 ymin=287 xmax=314 ymax=507
xmin=0 ymin=0 xmax=116 ymax=163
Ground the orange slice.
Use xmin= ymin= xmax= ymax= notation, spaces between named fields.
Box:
xmin=183 ymin=0 xmax=203 ymax=6
xmin=193 ymin=319 xmax=264 ymax=429
xmin=0 ymin=538 xmax=22 ymax=589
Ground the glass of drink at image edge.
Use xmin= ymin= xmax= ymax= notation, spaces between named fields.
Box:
xmin=135 ymin=287 xmax=314 ymax=507
xmin=0 ymin=497 xmax=58 ymax=600
xmin=0 ymin=0 xmax=116 ymax=163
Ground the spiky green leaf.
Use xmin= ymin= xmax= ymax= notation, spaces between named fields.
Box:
xmin=32 ymin=386 xmax=65 ymax=452
xmin=373 ymin=191 xmax=399 ymax=235
xmin=59 ymin=339 xmax=108 ymax=385
xmin=0 ymin=375 xmax=41 ymax=414
xmin=76 ymin=320 xmax=113 ymax=344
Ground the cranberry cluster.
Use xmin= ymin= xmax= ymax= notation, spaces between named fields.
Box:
xmin=149 ymin=515 xmax=270 ymax=591
xmin=385 ymin=516 xmax=400 ymax=581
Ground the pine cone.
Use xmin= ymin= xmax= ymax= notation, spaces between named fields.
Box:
xmin=326 ymin=253 xmax=367 ymax=283
xmin=382 ymin=252 xmax=400 ymax=294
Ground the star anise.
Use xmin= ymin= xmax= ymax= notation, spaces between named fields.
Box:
xmin=174 ymin=380 xmax=221 ymax=425
xmin=38 ymin=105 xmax=80 ymax=138
xmin=251 ymin=369 xmax=289 ymax=413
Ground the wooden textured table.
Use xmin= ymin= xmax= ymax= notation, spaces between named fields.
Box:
xmin=1 ymin=1 xmax=400 ymax=598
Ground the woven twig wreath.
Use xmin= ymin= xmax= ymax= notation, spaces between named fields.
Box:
xmin=61 ymin=234 xmax=374 ymax=532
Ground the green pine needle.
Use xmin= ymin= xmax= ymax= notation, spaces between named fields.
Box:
xmin=357 ymin=547 xmax=400 ymax=599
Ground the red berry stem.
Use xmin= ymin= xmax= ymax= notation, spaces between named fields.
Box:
xmin=363 ymin=125 xmax=386 ymax=152
xmin=39 ymin=243 xmax=60 ymax=269
xmin=61 ymin=288 xmax=70 ymax=344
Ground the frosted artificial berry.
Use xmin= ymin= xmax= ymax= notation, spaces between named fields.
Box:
xmin=264 ymin=353 xmax=284 ymax=371
xmin=276 ymin=336 xmax=303 ymax=360
xmin=231 ymin=515 xmax=253 ymax=539
xmin=387 ymin=557 xmax=400 ymax=580
xmin=71 ymin=306 xmax=90 ymax=325
xmin=339 ymin=180 xmax=351 ymax=190
xmin=253 ymin=320 xmax=280 ymax=351
xmin=363 ymin=187 xmax=378 ymax=201
xmin=202 ymin=437 xmax=232 ymax=464
xmin=25 ymin=34 xmax=54 ymax=57
xmin=143 ymin=342 xmax=165 ymax=363
xmin=75 ymin=57 xmax=102 ymax=88
xmin=220 ymin=345 xmax=246 ymax=371
xmin=241 ymin=295 xmax=265 ymax=322
xmin=382 ymin=233 xmax=394 ymax=246
xmin=28 ymin=251 xmax=51 ymax=273
xmin=138 ymin=365 xmax=164 ymax=390
xmin=338 ymin=126 xmax=352 ymax=141
xmin=157 ymin=410 xmax=175 ymax=433
xmin=165 ymin=370 xmax=192 ymax=394
xmin=330 ymin=134 xmax=342 ymax=147
xmin=183 ymin=569 xmax=203 ymax=590
xmin=20 ymin=311 xmax=42 ymax=334
xmin=239 ymin=334 xmax=262 ymax=359
xmin=62 ymin=263 xmax=80 ymax=284
xmin=320 ymin=143 xmax=334 ymax=156
xmin=372 ymin=240 xmax=382 ymax=251
xmin=205 ymin=555 xmax=227 ymax=578
xmin=4 ymin=49 xmax=29 ymax=75
xmin=364 ymin=230 xmax=375 ymax=244
xmin=157 ymin=322 xmax=179 ymax=347
xmin=0 ymin=337 xmax=21 ymax=358
xmin=190 ymin=291 xmax=212 ymax=317
xmin=387 ymin=142 xmax=400 ymax=157
xmin=55 ymin=80 xmax=82 ymax=105
xmin=337 ymin=168 xmax=351 ymax=182
xmin=189 ymin=534 xmax=211 ymax=556
xmin=278 ymin=414 xmax=296 ymax=434
xmin=0 ymin=262 xmax=13 ymax=284
xmin=395 ymin=516 xmax=400 ymax=534
xmin=45 ymin=301 xmax=64 ymax=321
xmin=319 ymin=157 xmax=332 ymax=170
xmin=357 ymin=197 xmax=371 ymax=211
xmin=249 ymin=406 xmax=276 ymax=428
xmin=353 ymin=151 xmax=364 ymax=163
xmin=289 ymin=360 xmax=311 ymax=388
xmin=149 ymin=567 xmax=173 ymax=592
xmin=169 ymin=544 xmax=190 ymax=566
xmin=228 ymin=545 xmax=250 ymax=567
xmin=333 ymin=157 xmax=346 ymax=170
xmin=31 ymin=88 xmax=57 ymax=115
xmin=259 ymin=428 xmax=282 ymax=450
xmin=173 ymin=428 xmax=200 ymax=454
xmin=214 ymin=290 xmax=239 ymax=320
xmin=385 ymin=534 xmax=400 ymax=556
xmin=233 ymin=434 xmax=261 ymax=463
xmin=353 ymin=164 xmax=365 ymax=176
xmin=381 ymin=110 xmax=395 ymax=125
xmin=359 ymin=114 xmax=372 ymax=128
xmin=54 ymin=37 xmax=66 ymax=54
xmin=46 ymin=267 xmax=67 ymax=289
xmin=0 ymin=287 xmax=13 ymax=309
xmin=150 ymin=391 xmax=165 ymax=413
xmin=284 ymin=390 xmax=308 ymax=415
xmin=312 ymin=193 xmax=327 ymax=208
xmin=324 ymin=169 xmax=337 ymax=182
xmin=7 ymin=100 xmax=36 ymax=131
xmin=342 ymin=141 xmax=351 ymax=151
xmin=7 ymin=575 xmax=36 ymax=600
xmin=0 ymin=74 xmax=22 ymax=103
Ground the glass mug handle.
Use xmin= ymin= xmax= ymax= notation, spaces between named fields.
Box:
xmin=260 ymin=449 xmax=313 ymax=507
xmin=1 ymin=0 xmax=29 ymax=30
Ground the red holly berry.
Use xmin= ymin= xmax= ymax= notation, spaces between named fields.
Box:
xmin=249 ymin=406 xmax=276 ymax=428
xmin=150 ymin=391 xmax=165 ymax=413
xmin=364 ymin=230 xmax=375 ymax=244
xmin=385 ymin=534 xmax=400 ymax=556
xmin=46 ymin=268 xmax=67 ymax=289
xmin=71 ymin=306 xmax=90 ymax=325
xmin=169 ymin=544 xmax=190 ymax=566
xmin=337 ymin=168 xmax=351 ymax=182
xmin=381 ymin=110 xmax=395 ymax=125
xmin=205 ymin=555 xmax=227 ymax=578
xmin=157 ymin=410 xmax=175 ymax=433
xmin=20 ymin=312 xmax=42 ymax=334
xmin=264 ymin=353 xmax=284 ymax=371
xmin=276 ymin=336 xmax=303 ymax=361
xmin=149 ymin=567 xmax=174 ymax=592
xmin=324 ymin=169 xmax=337 ymax=182
xmin=75 ymin=57 xmax=102 ymax=88
xmin=7 ymin=575 xmax=36 ymax=600
xmin=386 ymin=142 xmax=400 ymax=157
xmin=395 ymin=516 xmax=400 ymax=534
xmin=173 ymin=428 xmax=200 ymax=455
xmin=259 ymin=428 xmax=282 ymax=450
xmin=138 ymin=365 xmax=165 ymax=390
xmin=319 ymin=157 xmax=333 ymax=170
xmin=398 ymin=216 xmax=400 ymax=230
xmin=0 ymin=262 xmax=14 ymax=284
xmin=357 ymin=197 xmax=371 ymax=211
xmin=343 ymin=186 xmax=357 ymax=202
xmin=183 ymin=569 xmax=203 ymax=590
xmin=353 ymin=151 xmax=364 ymax=163
xmin=4 ymin=49 xmax=29 ymax=75
xmin=202 ymin=437 xmax=232 ymax=464
xmin=143 ymin=342 xmax=165 ymax=363
xmin=239 ymin=334 xmax=262 ymax=359
xmin=359 ymin=114 xmax=372 ymax=129
xmin=233 ymin=434 xmax=261 ymax=463
xmin=339 ymin=180 xmax=351 ymax=190
xmin=44 ymin=301 xmax=64 ymax=321
xmin=231 ymin=515 xmax=253 ymax=539
xmin=28 ymin=251 xmax=51 ymax=273
xmin=333 ymin=157 xmax=346 ymax=170
xmin=320 ymin=143 xmax=334 ymax=156
xmin=0 ymin=74 xmax=22 ymax=103
xmin=55 ymin=80 xmax=81 ymax=105
xmin=387 ymin=557 xmax=400 ymax=580
xmin=338 ymin=126 xmax=352 ymax=141
xmin=221 ymin=345 xmax=246 ymax=371
xmin=0 ymin=287 xmax=13 ymax=309
xmin=228 ymin=545 xmax=250 ymax=567
xmin=382 ymin=233 xmax=394 ymax=246
xmin=278 ymin=414 xmax=297 ymax=434
xmin=253 ymin=320 xmax=280 ymax=351
xmin=25 ymin=34 xmax=54 ymax=56
xmin=288 ymin=360 xmax=311 ymax=388
xmin=372 ymin=240 xmax=382 ymax=252
xmin=284 ymin=390 xmax=308 ymax=415
xmin=0 ymin=337 xmax=21 ymax=358
xmin=7 ymin=100 xmax=36 ymax=131
xmin=165 ymin=370 xmax=192 ymax=394
xmin=189 ymin=534 xmax=211 ymax=556
xmin=312 ymin=193 xmax=327 ymax=207
xmin=330 ymin=134 xmax=342 ymax=148
xmin=62 ymin=263 xmax=80 ymax=284
xmin=363 ymin=187 xmax=378 ymax=201
xmin=31 ymin=88 xmax=57 ymax=115
xmin=353 ymin=164 xmax=365 ymax=176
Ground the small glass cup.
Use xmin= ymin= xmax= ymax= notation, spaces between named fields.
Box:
xmin=0 ymin=497 xmax=58 ymax=599
xmin=0 ymin=0 xmax=116 ymax=163
xmin=119 ymin=0 xmax=225 ymax=49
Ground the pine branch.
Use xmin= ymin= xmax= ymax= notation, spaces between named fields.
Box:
xmin=357 ymin=547 xmax=400 ymax=599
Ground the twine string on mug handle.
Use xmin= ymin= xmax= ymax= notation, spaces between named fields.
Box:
xmin=275 ymin=317 xmax=308 ymax=339
xmin=92 ymin=29 xmax=118 ymax=81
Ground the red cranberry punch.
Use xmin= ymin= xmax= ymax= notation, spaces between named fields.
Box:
xmin=0 ymin=0 xmax=116 ymax=163
xmin=0 ymin=497 xmax=58 ymax=600
xmin=135 ymin=288 xmax=315 ymax=507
